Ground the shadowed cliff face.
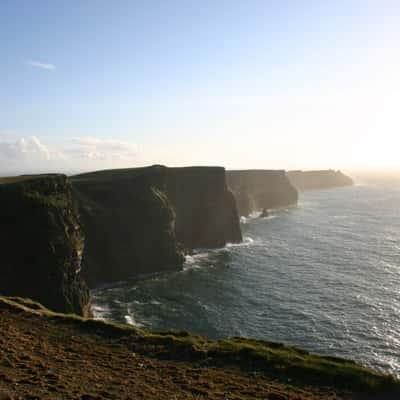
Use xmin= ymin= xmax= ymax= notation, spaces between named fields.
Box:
xmin=0 ymin=175 xmax=91 ymax=316
xmin=287 ymin=170 xmax=353 ymax=191
xmin=226 ymin=170 xmax=298 ymax=217
xmin=166 ymin=167 xmax=242 ymax=249
xmin=72 ymin=165 xmax=242 ymax=287
xmin=72 ymin=166 xmax=184 ymax=288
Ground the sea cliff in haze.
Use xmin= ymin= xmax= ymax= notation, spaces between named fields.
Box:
xmin=226 ymin=170 xmax=298 ymax=217
xmin=288 ymin=170 xmax=353 ymax=190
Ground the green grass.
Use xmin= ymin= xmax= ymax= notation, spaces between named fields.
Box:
xmin=131 ymin=332 xmax=399 ymax=393
xmin=0 ymin=295 xmax=398 ymax=394
xmin=0 ymin=174 xmax=60 ymax=185
xmin=70 ymin=166 xmax=163 ymax=183
xmin=0 ymin=174 xmax=70 ymax=208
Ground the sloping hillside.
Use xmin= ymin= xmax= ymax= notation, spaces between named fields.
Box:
xmin=0 ymin=296 xmax=398 ymax=400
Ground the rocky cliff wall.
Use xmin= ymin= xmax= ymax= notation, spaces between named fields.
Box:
xmin=72 ymin=165 xmax=242 ymax=287
xmin=287 ymin=170 xmax=353 ymax=190
xmin=72 ymin=166 xmax=184 ymax=287
xmin=166 ymin=167 xmax=242 ymax=249
xmin=0 ymin=175 xmax=91 ymax=316
xmin=226 ymin=170 xmax=298 ymax=217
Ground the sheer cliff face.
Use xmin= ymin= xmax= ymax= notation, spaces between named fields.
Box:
xmin=287 ymin=170 xmax=353 ymax=191
xmin=0 ymin=175 xmax=91 ymax=317
xmin=72 ymin=166 xmax=184 ymax=288
xmin=226 ymin=170 xmax=298 ymax=217
xmin=72 ymin=166 xmax=242 ymax=287
xmin=166 ymin=167 xmax=242 ymax=249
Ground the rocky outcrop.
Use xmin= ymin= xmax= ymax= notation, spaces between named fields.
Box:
xmin=226 ymin=170 xmax=298 ymax=217
xmin=72 ymin=165 xmax=242 ymax=287
xmin=166 ymin=167 xmax=242 ymax=249
xmin=0 ymin=175 xmax=91 ymax=316
xmin=287 ymin=170 xmax=353 ymax=191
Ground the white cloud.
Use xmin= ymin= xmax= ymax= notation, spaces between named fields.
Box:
xmin=27 ymin=60 xmax=56 ymax=70
xmin=0 ymin=136 xmax=53 ymax=160
xmin=0 ymin=136 xmax=140 ymax=163
xmin=66 ymin=137 xmax=139 ymax=161
xmin=0 ymin=135 xmax=145 ymax=175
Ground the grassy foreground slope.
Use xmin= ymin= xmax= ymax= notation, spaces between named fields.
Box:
xmin=0 ymin=296 xmax=398 ymax=400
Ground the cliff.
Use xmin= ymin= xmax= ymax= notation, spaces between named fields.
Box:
xmin=72 ymin=165 xmax=242 ymax=287
xmin=71 ymin=166 xmax=184 ymax=287
xmin=1 ymin=295 xmax=399 ymax=399
xmin=166 ymin=167 xmax=242 ymax=249
xmin=287 ymin=170 xmax=354 ymax=191
xmin=0 ymin=175 xmax=91 ymax=316
xmin=226 ymin=170 xmax=298 ymax=217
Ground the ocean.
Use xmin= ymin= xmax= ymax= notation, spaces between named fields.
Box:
xmin=92 ymin=175 xmax=400 ymax=377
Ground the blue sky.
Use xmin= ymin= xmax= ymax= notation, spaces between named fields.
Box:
xmin=1 ymin=1 xmax=400 ymax=173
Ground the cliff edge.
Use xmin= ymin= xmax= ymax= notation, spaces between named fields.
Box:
xmin=0 ymin=175 xmax=91 ymax=316
xmin=227 ymin=170 xmax=298 ymax=217
xmin=288 ymin=170 xmax=354 ymax=191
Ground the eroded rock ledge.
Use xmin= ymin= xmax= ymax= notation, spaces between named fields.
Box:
xmin=226 ymin=170 xmax=298 ymax=217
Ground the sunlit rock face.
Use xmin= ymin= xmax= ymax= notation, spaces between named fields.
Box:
xmin=287 ymin=170 xmax=353 ymax=191
xmin=226 ymin=170 xmax=298 ymax=217
xmin=0 ymin=174 xmax=91 ymax=316
xmin=71 ymin=165 xmax=242 ymax=287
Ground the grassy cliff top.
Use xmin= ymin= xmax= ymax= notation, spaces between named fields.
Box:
xmin=0 ymin=296 xmax=398 ymax=399
xmin=71 ymin=165 xmax=227 ymax=184
xmin=71 ymin=165 xmax=165 ymax=183
xmin=0 ymin=174 xmax=63 ymax=185
xmin=0 ymin=174 xmax=72 ymax=210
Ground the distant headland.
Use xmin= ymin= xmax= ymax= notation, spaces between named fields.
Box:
xmin=287 ymin=169 xmax=353 ymax=191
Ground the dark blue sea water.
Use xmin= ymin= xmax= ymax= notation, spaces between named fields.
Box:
xmin=92 ymin=177 xmax=400 ymax=377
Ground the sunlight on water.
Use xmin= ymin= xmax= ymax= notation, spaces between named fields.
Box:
xmin=92 ymin=182 xmax=400 ymax=377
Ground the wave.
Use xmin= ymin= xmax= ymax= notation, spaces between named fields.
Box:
xmin=240 ymin=211 xmax=262 ymax=224
xmin=227 ymin=236 xmax=255 ymax=248
xmin=91 ymin=304 xmax=111 ymax=320
xmin=189 ymin=236 xmax=257 ymax=256
xmin=124 ymin=312 xmax=144 ymax=328
xmin=183 ymin=236 xmax=260 ymax=272
xmin=240 ymin=210 xmax=265 ymax=223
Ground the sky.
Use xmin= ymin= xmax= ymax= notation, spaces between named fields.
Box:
xmin=1 ymin=0 xmax=400 ymax=174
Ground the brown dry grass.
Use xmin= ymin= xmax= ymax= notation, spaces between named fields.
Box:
xmin=0 ymin=297 xmax=396 ymax=399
